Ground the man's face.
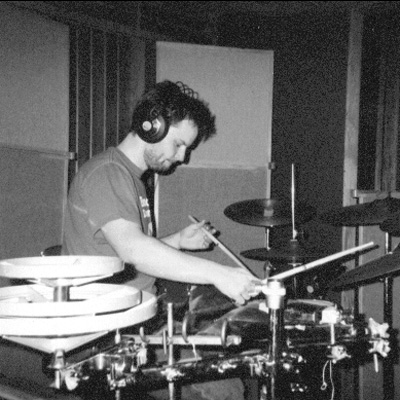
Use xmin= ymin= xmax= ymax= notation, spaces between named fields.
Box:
xmin=144 ymin=119 xmax=198 ymax=172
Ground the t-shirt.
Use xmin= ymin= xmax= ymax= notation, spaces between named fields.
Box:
xmin=62 ymin=147 xmax=155 ymax=292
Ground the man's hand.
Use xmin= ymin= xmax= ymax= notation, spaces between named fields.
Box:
xmin=212 ymin=267 xmax=261 ymax=306
xmin=179 ymin=220 xmax=216 ymax=250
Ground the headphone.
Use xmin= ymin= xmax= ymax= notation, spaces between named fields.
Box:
xmin=135 ymin=81 xmax=197 ymax=144
xmin=137 ymin=105 xmax=170 ymax=144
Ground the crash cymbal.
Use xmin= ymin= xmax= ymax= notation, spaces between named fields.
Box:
xmin=318 ymin=197 xmax=400 ymax=226
xmin=224 ymin=198 xmax=316 ymax=227
xmin=331 ymin=250 xmax=400 ymax=290
xmin=241 ymin=240 xmax=324 ymax=262
xmin=380 ymin=211 xmax=400 ymax=236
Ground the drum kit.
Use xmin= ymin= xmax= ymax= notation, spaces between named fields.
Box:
xmin=0 ymin=195 xmax=394 ymax=400
xmin=0 ymin=192 xmax=397 ymax=400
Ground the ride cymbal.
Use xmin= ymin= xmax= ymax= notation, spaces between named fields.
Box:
xmin=318 ymin=197 xmax=400 ymax=226
xmin=241 ymin=240 xmax=323 ymax=262
xmin=331 ymin=251 xmax=400 ymax=290
xmin=224 ymin=198 xmax=316 ymax=227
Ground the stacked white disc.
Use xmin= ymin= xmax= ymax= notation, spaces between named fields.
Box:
xmin=0 ymin=256 xmax=157 ymax=353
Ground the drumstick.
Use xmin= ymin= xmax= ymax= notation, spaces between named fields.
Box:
xmin=188 ymin=215 xmax=256 ymax=277
xmin=270 ymin=241 xmax=375 ymax=281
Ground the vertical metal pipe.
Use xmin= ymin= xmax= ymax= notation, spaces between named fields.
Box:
xmin=383 ymin=232 xmax=394 ymax=400
xmin=353 ymin=223 xmax=360 ymax=400
xmin=264 ymin=280 xmax=285 ymax=400
xmin=53 ymin=286 xmax=70 ymax=302
xmin=167 ymin=303 xmax=175 ymax=400
xmin=268 ymin=308 xmax=282 ymax=400
xmin=264 ymin=227 xmax=271 ymax=250
xmin=383 ymin=276 xmax=394 ymax=400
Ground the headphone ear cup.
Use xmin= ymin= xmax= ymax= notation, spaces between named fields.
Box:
xmin=140 ymin=114 xmax=169 ymax=143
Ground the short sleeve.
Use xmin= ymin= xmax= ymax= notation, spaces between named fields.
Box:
xmin=81 ymin=162 xmax=141 ymax=235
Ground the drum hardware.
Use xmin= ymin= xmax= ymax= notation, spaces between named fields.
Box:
xmin=0 ymin=244 xmax=388 ymax=399
xmin=48 ymin=349 xmax=66 ymax=389
xmin=318 ymin=193 xmax=400 ymax=400
xmin=328 ymin=243 xmax=400 ymax=395
xmin=261 ymin=280 xmax=286 ymax=400
xmin=60 ymin=342 xmax=306 ymax=393
xmin=0 ymin=256 xmax=158 ymax=392
xmin=19 ymin=241 xmax=379 ymax=400
xmin=56 ymin=282 xmax=390 ymax=400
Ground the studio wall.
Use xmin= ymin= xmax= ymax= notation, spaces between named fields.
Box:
xmin=0 ymin=3 xmax=69 ymax=272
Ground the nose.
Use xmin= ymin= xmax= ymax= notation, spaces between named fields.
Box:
xmin=175 ymin=146 xmax=186 ymax=162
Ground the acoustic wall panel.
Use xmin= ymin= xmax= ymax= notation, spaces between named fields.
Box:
xmin=156 ymin=41 xmax=273 ymax=178
xmin=0 ymin=2 xmax=69 ymax=152
xmin=0 ymin=3 xmax=69 ymax=286
xmin=0 ymin=147 xmax=68 ymax=260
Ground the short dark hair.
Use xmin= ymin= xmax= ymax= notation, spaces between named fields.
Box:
xmin=131 ymin=80 xmax=216 ymax=145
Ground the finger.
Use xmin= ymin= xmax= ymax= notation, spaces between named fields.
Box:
xmin=249 ymin=287 xmax=261 ymax=297
xmin=204 ymin=236 xmax=213 ymax=245
xmin=248 ymin=281 xmax=259 ymax=292
xmin=232 ymin=296 xmax=245 ymax=306
xmin=203 ymin=221 xmax=211 ymax=229
xmin=190 ymin=220 xmax=204 ymax=230
xmin=242 ymin=291 xmax=251 ymax=301
xmin=203 ymin=222 xmax=216 ymax=234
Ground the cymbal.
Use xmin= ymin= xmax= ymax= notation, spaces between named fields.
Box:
xmin=224 ymin=198 xmax=316 ymax=227
xmin=318 ymin=197 xmax=400 ymax=226
xmin=380 ymin=212 xmax=400 ymax=236
xmin=241 ymin=240 xmax=323 ymax=262
xmin=331 ymin=251 xmax=400 ymax=290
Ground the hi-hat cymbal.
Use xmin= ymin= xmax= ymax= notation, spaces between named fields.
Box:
xmin=318 ymin=197 xmax=400 ymax=226
xmin=380 ymin=212 xmax=400 ymax=236
xmin=241 ymin=240 xmax=324 ymax=262
xmin=224 ymin=199 xmax=316 ymax=227
xmin=331 ymin=250 xmax=400 ymax=290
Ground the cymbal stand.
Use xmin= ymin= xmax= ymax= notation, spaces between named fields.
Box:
xmin=352 ymin=210 xmax=361 ymax=400
xmin=263 ymin=227 xmax=273 ymax=279
xmin=383 ymin=232 xmax=394 ymax=400
xmin=351 ymin=192 xmax=394 ymax=400
xmin=260 ymin=280 xmax=286 ymax=400
xmin=286 ymin=258 xmax=302 ymax=299
xmin=288 ymin=163 xmax=300 ymax=297
xmin=167 ymin=303 xmax=176 ymax=400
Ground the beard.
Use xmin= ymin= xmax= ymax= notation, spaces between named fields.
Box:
xmin=144 ymin=148 xmax=176 ymax=173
